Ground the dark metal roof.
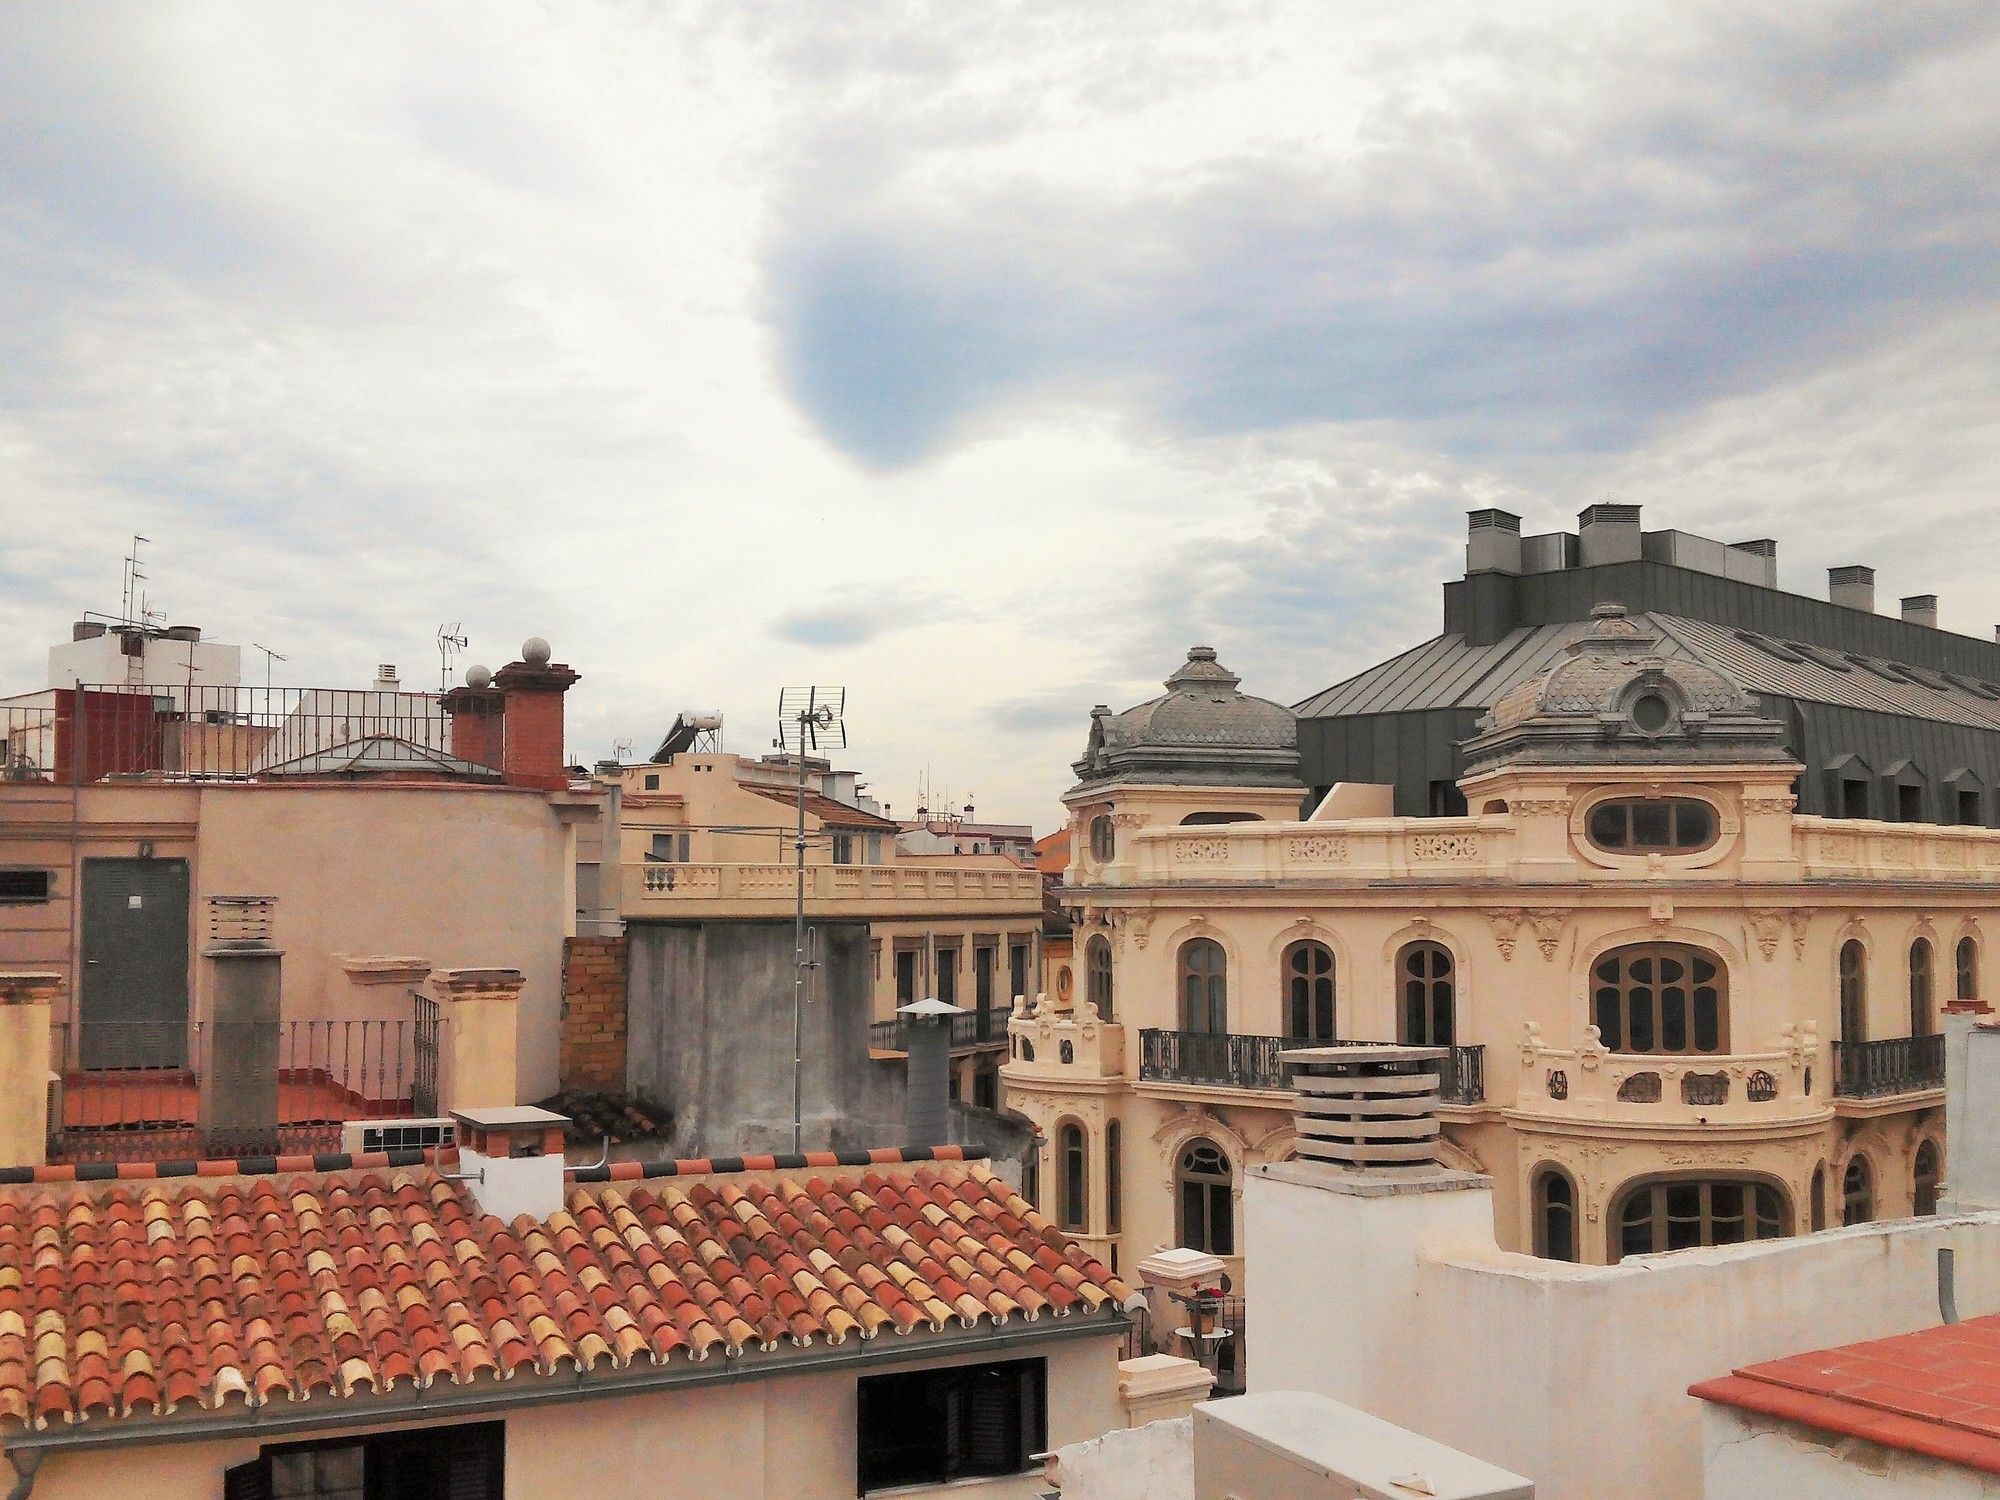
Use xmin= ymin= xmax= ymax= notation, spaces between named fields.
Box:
xmin=1297 ymin=613 xmax=2000 ymax=732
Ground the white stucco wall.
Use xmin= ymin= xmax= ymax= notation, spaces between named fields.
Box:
xmin=1048 ymin=1416 xmax=1194 ymax=1500
xmin=1702 ymin=1404 xmax=2000 ymax=1499
xmin=1246 ymin=1159 xmax=2000 ymax=1500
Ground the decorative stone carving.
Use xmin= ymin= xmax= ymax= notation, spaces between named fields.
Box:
xmin=1747 ymin=1070 xmax=1778 ymax=1102
xmin=1747 ymin=909 xmax=1784 ymax=961
xmin=1528 ymin=909 xmax=1566 ymax=960
xmin=1284 ymin=834 xmax=1349 ymax=862
xmin=1411 ymin=832 xmax=1481 ymax=861
xmin=1680 ymin=1071 xmax=1730 ymax=1107
xmin=1819 ymin=833 xmax=1861 ymax=863
xmin=1110 ymin=811 xmax=1147 ymax=827
xmin=1060 ymin=1040 xmax=1075 ymax=1064
xmin=1617 ymin=1072 xmax=1662 ymax=1103
xmin=1486 ymin=908 xmax=1523 ymax=961
xmin=1788 ymin=909 xmax=1812 ymax=958
xmin=1546 ymin=1069 xmax=1569 ymax=1100
xmin=1128 ymin=913 xmax=1153 ymax=950
xmin=1741 ymin=795 xmax=1796 ymax=816
xmin=1578 ymin=1025 xmax=1608 ymax=1071
xmin=1512 ymin=798 xmax=1573 ymax=817
xmin=1172 ymin=838 xmax=1230 ymax=863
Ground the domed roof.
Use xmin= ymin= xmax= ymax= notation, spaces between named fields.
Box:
xmin=1465 ymin=603 xmax=1791 ymax=770
xmin=1071 ymin=646 xmax=1301 ymax=789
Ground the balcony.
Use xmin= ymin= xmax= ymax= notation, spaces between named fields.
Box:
xmin=868 ymin=1011 xmax=1008 ymax=1053
xmin=1135 ymin=1029 xmax=1485 ymax=1104
xmin=1514 ymin=1034 xmax=1813 ymax=1122
xmin=621 ymin=860 xmax=1042 ymax=920
xmin=1832 ymin=1033 xmax=1946 ymax=1100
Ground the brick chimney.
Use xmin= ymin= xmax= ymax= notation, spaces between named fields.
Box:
xmin=491 ymin=638 xmax=580 ymax=791
xmin=442 ymin=663 xmax=505 ymax=773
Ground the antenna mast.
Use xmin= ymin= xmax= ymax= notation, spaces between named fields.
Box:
xmin=251 ymin=643 xmax=289 ymax=694
xmin=776 ymin=685 xmax=847 ymax=1154
xmin=120 ymin=535 xmax=151 ymax=627
xmin=436 ymin=624 xmax=468 ymax=692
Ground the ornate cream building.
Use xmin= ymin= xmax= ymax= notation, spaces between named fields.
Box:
xmin=1004 ymin=611 xmax=1996 ymax=1296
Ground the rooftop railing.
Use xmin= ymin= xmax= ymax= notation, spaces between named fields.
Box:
xmin=0 ymin=683 xmax=506 ymax=785
xmin=868 ymin=1010 xmax=1008 ymax=1053
xmin=1832 ymin=1033 xmax=1946 ymax=1099
xmin=1135 ymin=1028 xmax=1485 ymax=1104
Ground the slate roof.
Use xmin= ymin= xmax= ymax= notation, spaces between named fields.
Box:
xmin=0 ymin=1152 xmax=1131 ymax=1432
xmin=1297 ymin=612 xmax=2000 ymax=733
xmin=1691 ymin=1314 xmax=2000 ymax=1475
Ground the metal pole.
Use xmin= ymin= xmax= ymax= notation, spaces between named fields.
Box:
xmin=792 ymin=722 xmax=807 ymax=1154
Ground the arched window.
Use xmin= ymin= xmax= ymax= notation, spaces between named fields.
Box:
xmin=1959 ymin=936 xmax=1981 ymax=1007
xmin=1839 ymin=940 xmax=1867 ymax=1043
xmin=1086 ymin=935 xmax=1114 ymax=1021
xmin=1057 ymin=1122 xmax=1088 ymax=1232
xmin=1533 ymin=1166 xmax=1578 ymax=1262
xmin=1176 ymin=1138 xmax=1234 ymax=1255
xmin=1282 ymin=940 xmax=1336 ymax=1044
xmin=1910 ymin=938 xmax=1935 ymax=1036
xmin=1810 ymin=1163 xmax=1828 ymax=1232
xmin=1106 ymin=1121 xmax=1123 ymax=1235
xmin=1088 ymin=816 xmax=1115 ymax=862
xmin=1585 ymin=798 xmax=1718 ymax=854
xmin=1612 ymin=1178 xmax=1791 ymax=1262
xmin=1591 ymin=943 xmax=1727 ymax=1054
xmin=1842 ymin=1155 xmax=1874 ymax=1226
xmin=1397 ymin=942 xmax=1455 ymax=1047
xmin=1179 ymin=939 xmax=1227 ymax=1034
xmin=1915 ymin=1140 xmax=1941 ymax=1217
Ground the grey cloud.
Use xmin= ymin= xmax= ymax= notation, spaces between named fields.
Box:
xmin=764 ymin=3 xmax=2000 ymax=467
xmin=772 ymin=592 xmax=951 ymax=649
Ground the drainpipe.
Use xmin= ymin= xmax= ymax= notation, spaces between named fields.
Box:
xmin=7 ymin=1448 xmax=43 ymax=1500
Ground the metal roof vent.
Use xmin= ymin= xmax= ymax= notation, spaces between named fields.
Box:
xmin=1285 ymin=1044 xmax=1445 ymax=1172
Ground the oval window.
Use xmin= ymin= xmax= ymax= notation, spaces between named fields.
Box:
xmin=1586 ymin=798 xmax=1717 ymax=854
xmin=1630 ymin=692 xmax=1673 ymax=733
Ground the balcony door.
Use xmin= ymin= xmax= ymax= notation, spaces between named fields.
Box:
xmin=79 ymin=857 xmax=190 ymax=1069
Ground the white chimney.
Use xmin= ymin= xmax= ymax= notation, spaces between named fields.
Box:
xmin=450 ymin=1106 xmax=571 ymax=1221
xmin=1287 ymin=1043 xmax=1446 ymax=1172
xmin=1466 ymin=509 xmax=1524 ymax=575
xmin=373 ymin=663 xmax=400 ymax=691
xmin=1576 ymin=503 xmax=1642 ymax=567
xmin=1902 ymin=594 xmax=1939 ymax=629
xmin=1829 ymin=565 xmax=1876 ymax=612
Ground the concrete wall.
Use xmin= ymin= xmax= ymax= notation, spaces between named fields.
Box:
xmin=1246 ymin=1160 xmax=2000 ymax=1500
xmin=9 ymin=1334 xmax=1124 ymax=1500
xmin=1701 ymin=1403 xmax=2000 ymax=1499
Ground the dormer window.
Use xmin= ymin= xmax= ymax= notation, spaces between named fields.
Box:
xmin=1629 ymin=692 xmax=1673 ymax=735
xmin=1088 ymin=815 xmax=1116 ymax=861
xmin=1586 ymin=797 xmax=1717 ymax=854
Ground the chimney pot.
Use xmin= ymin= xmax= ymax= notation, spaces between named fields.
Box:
xmin=1902 ymin=594 xmax=1940 ymax=629
xmin=1285 ymin=1044 xmax=1445 ymax=1173
xmin=1829 ymin=565 xmax=1876 ymax=613
xmin=451 ymin=1106 xmax=571 ymax=1221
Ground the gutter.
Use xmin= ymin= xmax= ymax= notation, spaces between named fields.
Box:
xmin=3 ymin=1312 xmax=1129 ymax=1469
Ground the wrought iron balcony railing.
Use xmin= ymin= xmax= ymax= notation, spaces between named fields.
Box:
xmin=1831 ymin=1032 xmax=1946 ymax=1099
xmin=1136 ymin=1029 xmax=1485 ymax=1105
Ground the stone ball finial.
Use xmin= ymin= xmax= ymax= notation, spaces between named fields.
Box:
xmin=465 ymin=664 xmax=493 ymax=689
xmin=521 ymin=637 xmax=552 ymax=666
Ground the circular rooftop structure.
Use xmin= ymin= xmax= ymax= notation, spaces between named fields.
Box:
xmin=1070 ymin=645 xmax=1301 ymax=790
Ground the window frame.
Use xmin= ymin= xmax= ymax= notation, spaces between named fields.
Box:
xmin=1532 ymin=1165 xmax=1579 ymax=1263
xmin=0 ymin=869 xmax=52 ymax=905
xmin=1583 ymin=797 xmax=1719 ymax=855
xmin=1086 ymin=934 xmax=1114 ymax=1021
xmin=1911 ymin=937 xmax=1936 ymax=1036
xmin=1281 ymin=939 xmax=1337 ymax=1044
xmin=1839 ymin=939 xmax=1867 ymax=1043
xmin=1959 ymin=936 xmax=1981 ymax=1006
xmin=1610 ymin=1176 xmax=1791 ymax=1263
xmin=1057 ymin=1120 xmax=1088 ymax=1233
xmin=1177 ymin=938 xmax=1227 ymax=1035
xmin=1842 ymin=1155 xmax=1874 ymax=1226
xmin=1915 ymin=1140 xmax=1942 ymax=1216
xmin=227 ymin=1420 xmax=504 ymax=1500
xmin=1176 ymin=1138 xmax=1234 ymax=1256
xmin=1088 ymin=816 xmax=1115 ymax=862
xmin=1591 ymin=942 xmax=1729 ymax=1055
xmin=1106 ymin=1120 xmax=1123 ymax=1235
xmin=856 ymin=1357 xmax=1048 ymax=1494
xmin=1396 ymin=941 xmax=1456 ymax=1048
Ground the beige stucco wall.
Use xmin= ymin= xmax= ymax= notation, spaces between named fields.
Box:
xmin=1701 ymin=1402 xmax=2000 ymax=1499
xmin=1005 ymin=760 xmax=1990 ymax=1276
xmin=9 ymin=1334 xmax=1124 ymax=1500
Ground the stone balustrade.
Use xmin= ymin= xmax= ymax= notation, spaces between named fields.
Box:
xmin=621 ymin=860 xmax=1043 ymax=917
xmin=1514 ymin=1024 xmax=1819 ymax=1123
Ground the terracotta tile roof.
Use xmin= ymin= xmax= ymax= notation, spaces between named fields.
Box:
xmin=745 ymin=784 xmax=900 ymax=831
xmin=0 ymin=1154 xmax=1131 ymax=1433
xmin=1691 ymin=1315 xmax=2000 ymax=1475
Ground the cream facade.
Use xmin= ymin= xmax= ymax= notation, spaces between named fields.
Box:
xmin=1004 ymin=625 xmax=1991 ymax=1296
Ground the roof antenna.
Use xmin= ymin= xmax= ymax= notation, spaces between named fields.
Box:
xmin=436 ymin=623 xmax=468 ymax=692
xmin=776 ymin=685 xmax=847 ymax=1155
xmin=251 ymin=643 xmax=288 ymax=694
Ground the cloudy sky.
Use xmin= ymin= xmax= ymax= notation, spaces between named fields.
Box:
xmin=4 ymin=2 xmax=1997 ymax=825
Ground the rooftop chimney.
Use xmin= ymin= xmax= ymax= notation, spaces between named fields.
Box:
xmin=898 ymin=997 xmax=961 ymax=1149
xmin=373 ymin=663 xmax=399 ymax=691
xmin=1727 ymin=538 xmax=1779 ymax=588
xmin=451 ymin=1106 xmax=571 ymax=1221
xmin=1902 ymin=594 xmax=1940 ymax=629
xmin=491 ymin=637 xmax=580 ymax=791
xmin=1287 ymin=1044 xmax=1445 ymax=1172
xmin=1577 ymin=503 xmax=1642 ymax=568
xmin=1829 ymin=565 xmax=1876 ymax=612
xmin=1465 ymin=509 xmax=1523 ymax=576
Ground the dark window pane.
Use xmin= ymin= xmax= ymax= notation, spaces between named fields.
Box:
xmin=1588 ymin=804 xmax=1626 ymax=847
xmin=1632 ymin=803 xmax=1671 ymax=847
xmin=1661 ymin=991 xmax=1687 ymax=1052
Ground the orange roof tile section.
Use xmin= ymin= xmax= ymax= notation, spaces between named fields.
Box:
xmin=745 ymin=785 xmax=900 ymax=831
xmin=0 ymin=1161 xmax=1130 ymax=1431
xmin=1691 ymin=1315 xmax=2000 ymax=1475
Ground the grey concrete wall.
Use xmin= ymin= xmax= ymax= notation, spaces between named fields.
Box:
xmin=624 ymin=918 xmax=1036 ymax=1166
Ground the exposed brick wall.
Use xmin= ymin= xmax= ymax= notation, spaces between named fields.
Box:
xmin=560 ymin=935 xmax=628 ymax=1092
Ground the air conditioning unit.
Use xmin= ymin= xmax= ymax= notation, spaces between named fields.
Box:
xmin=1194 ymin=1393 xmax=1533 ymax=1500
xmin=341 ymin=1117 xmax=456 ymax=1155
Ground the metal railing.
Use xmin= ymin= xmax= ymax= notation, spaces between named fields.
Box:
xmin=868 ymin=1010 xmax=1007 ymax=1052
xmin=1 ymin=682 xmax=506 ymax=785
xmin=47 ymin=1016 xmax=433 ymax=1162
xmin=1136 ymin=1029 xmax=1486 ymax=1104
xmin=1832 ymin=1032 xmax=1947 ymax=1099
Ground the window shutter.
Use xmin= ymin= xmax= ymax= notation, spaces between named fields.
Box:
xmin=440 ymin=1423 xmax=506 ymax=1500
xmin=960 ymin=1369 xmax=1017 ymax=1474
xmin=222 ymin=1459 xmax=273 ymax=1500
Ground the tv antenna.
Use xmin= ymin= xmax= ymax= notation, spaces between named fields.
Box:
xmin=120 ymin=535 xmax=152 ymax=627
xmin=436 ymin=623 xmax=468 ymax=692
xmin=776 ymin=686 xmax=846 ymax=1153
xmin=250 ymin=643 xmax=289 ymax=694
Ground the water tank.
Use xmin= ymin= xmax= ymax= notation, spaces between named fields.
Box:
xmin=162 ymin=625 xmax=202 ymax=642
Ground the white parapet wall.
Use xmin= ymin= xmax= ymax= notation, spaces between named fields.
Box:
xmin=1701 ymin=1402 xmax=2000 ymax=1500
xmin=1246 ymin=1155 xmax=2000 ymax=1500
